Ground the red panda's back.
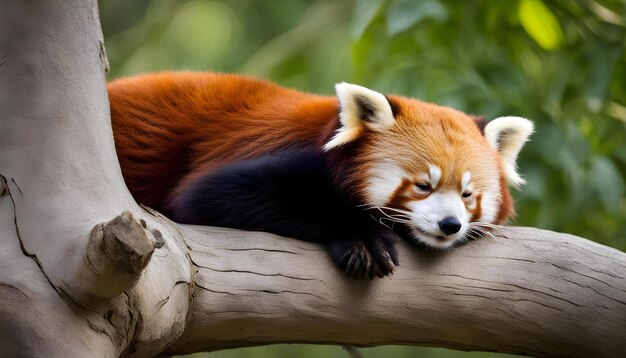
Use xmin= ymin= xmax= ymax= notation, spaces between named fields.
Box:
xmin=108 ymin=72 xmax=338 ymax=211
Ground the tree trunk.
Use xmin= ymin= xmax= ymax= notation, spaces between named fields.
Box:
xmin=0 ymin=1 xmax=624 ymax=357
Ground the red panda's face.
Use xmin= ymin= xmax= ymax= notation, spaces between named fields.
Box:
xmin=326 ymin=84 xmax=533 ymax=249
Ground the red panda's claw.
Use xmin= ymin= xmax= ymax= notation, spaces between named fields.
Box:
xmin=373 ymin=251 xmax=395 ymax=278
xmin=330 ymin=239 xmax=397 ymax=279
xmin=342 ymin=246 xmax=360 ymax=276
xmin=350 ymin=242 xmax=372 ymax=278
xmin=380 ymin=251 xmax=395 ymax=273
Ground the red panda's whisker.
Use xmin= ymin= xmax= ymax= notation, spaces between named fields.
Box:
xmin=465 ymin=228 xmax=481 ymax=240
xmin=470 ymin=221 xmax=499 ymax=229
xmin=468 ymin=226 xmax=500 ymax=243
xmin=385 ymin=214 xmax=412 ymax=220
xmin=474 ymin=224 xmax=498 ymax=231
xmin=469 ymin=223 xmax=498 ymax=232
xmin=465 ymin=233 xmax=478 ymax=242
xmin=470 ymin=225 xmax=502 ymax=242
xmin=378 ymin=218 xmax=409 ymax=232
xmin=484 ymin=233 xmax=499 ymax=243
xmin=377 ymin=206 xmax=412 ymax=216
xmin=379 ymin=217 xmax=412 ymax=225
xmin=370 ymin=213 xmax=394 ymax=229
xmin=374 ymin=207 xmax=411 ymax=222
xmin=376 ymin=218 xmax=393 ymax=230
xmin=484 ymin=230 xmax=500 ymax=243
xmin=466 ymin=229 xmax=490 ymax=244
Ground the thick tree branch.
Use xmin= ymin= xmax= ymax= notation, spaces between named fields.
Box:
xmin=0 ymin=1 xmax=192 ymax=356
xmin=165 ymin=225 xmax=626 ymax=358
xmin=0 ymin=1 xmax=625 ymax=358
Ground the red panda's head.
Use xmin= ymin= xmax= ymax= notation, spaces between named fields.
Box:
xmin=325 ymin=83 xmax=533 ymax=249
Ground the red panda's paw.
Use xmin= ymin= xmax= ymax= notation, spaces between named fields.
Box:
xmin=328 ymin=232 xmax=399 ymax=279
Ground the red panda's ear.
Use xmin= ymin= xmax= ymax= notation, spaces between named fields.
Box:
xmin=324 ymin=83 xmax=395 ymax=150
xmin=472 ymin=116 xmax=487 ymax=134
xmin=484 ymin=116 xmax=534 ymax=188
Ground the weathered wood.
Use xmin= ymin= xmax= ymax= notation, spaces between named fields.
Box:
xmin=0 ymin=1 xmax=193 ymax=356
xmin=165 ymin=225 xmax=626 ymax=358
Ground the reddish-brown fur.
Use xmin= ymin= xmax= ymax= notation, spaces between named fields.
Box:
xmin=108 ymin=72 xmax=513 ymax=223
xmin=109 ymin=72 xmax=338 ymax=211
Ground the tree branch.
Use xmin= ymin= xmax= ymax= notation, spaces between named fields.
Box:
xmin=164 ymin=225 xmax=626 ymax=357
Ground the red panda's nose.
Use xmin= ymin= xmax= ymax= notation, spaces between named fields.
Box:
xmin=438 ymin=216 xmax=462 ymax=235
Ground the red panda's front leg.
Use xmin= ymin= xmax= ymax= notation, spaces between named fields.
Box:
xmin=326 ymin=223 xmax=399 ymax=278
xmin=166 ymin=150 xmax=400 ymax=279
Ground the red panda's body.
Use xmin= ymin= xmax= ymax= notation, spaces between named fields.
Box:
xmin=108 ymin=72 xmax=533 ymax=278
xmin=109 ymin=72 xmax=339 ymax=211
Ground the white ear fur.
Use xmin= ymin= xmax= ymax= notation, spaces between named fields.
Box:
xmin=324 ymin=82 xmax=395 ymax=151
xmin=484 ymin=116 xmax=534 ymax=187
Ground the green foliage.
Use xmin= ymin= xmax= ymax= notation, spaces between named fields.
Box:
xmin=101 ymin=0 xmax=626 ymax=356
xmin=182 ymin=345 xmax=520 ymax=358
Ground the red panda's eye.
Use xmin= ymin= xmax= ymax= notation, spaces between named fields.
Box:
xmin=416 ymin=183 xmax=431 ymax=192
xmin=462 ymin=192 xmax=472 ymax=198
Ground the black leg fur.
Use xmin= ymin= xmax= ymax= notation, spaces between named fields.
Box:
xmin=327 ymin=223 xmax=399 ymax=279
xmin=168 ymin=150 xmax=399 ymax=278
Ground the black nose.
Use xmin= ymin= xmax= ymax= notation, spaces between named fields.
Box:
xmin=438 ymin=216 xmax=462 ymax=235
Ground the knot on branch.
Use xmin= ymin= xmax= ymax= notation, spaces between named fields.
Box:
xmin=0 ymin=175 xmax=9 ymax=197
xmin=83 ymin=211 xmax=154 ymax=300
xmin=100 ymin=211 xmax=154 ymax=274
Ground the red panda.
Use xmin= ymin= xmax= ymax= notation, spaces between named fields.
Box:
xmin=108 ymin=72 xmax=533 ymax=279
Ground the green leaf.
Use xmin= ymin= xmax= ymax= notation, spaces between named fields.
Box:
xmin=585 ymin=45 xmax=621 ymax=112
xmin=386 ymin=0 xmax=447 ymax=37
xmin=351 ymin=0 xmax=384 ymax=39
xmin=589 ymin=156 xmax=625 ymax=210
xmin=518 ymin=0 xmax=564 ymax=50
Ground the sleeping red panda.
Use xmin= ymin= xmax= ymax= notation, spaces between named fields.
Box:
xmin=108 ymin=72 xmax=533 ymax=279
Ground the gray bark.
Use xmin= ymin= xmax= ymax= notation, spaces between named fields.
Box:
xmin=168 ymin=225 xmax=626 ymax=357
xmin=0 ymin=1 xmax=625 ymax=357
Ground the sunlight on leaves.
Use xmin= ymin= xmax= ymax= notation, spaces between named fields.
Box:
xmin=518 ymin=0 xmax=564 ymax=50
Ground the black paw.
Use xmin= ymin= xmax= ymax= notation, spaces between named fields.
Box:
xmin=328 ymin=230 xmax=399 ymax=279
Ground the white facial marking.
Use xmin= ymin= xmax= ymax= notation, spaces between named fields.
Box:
xmin=429 ymin=164 xmax=442 ymax=189
xmin=479 ymin=186 xmax=499 ymax=224
xmin=367 ymin=162 xmax=406 ymax=207
xmin=407 ymin=191 xmax=469 ymax=249
xmin=462 ymin=171 xmax=471 ymax=192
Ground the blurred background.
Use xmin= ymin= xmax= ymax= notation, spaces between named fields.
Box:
xmin=100 ymin=0 xmax=626 ymax=357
